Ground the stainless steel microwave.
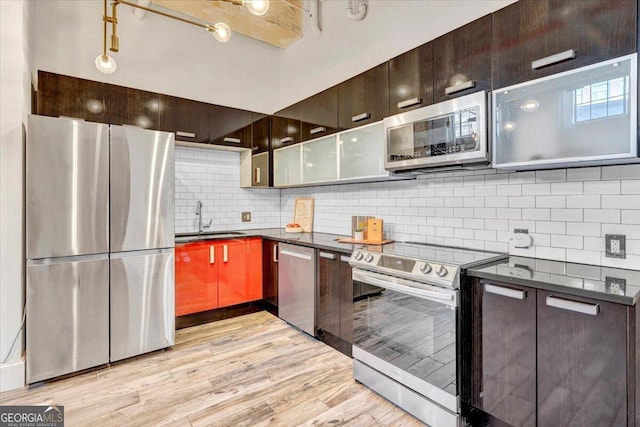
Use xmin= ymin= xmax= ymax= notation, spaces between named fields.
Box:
xmin=384 ymin=91 xmax=489 ymax=171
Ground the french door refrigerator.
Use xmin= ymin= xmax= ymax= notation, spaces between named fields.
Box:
xmin=26 ymin=115 xmax=175 ymax=383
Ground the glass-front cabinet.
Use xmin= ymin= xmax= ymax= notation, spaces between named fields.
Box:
xmin=273 ymin=144 xmax=301 ymax=186
xmin=493 ymin=54 xmax=638 ymax=170
xmin=339 ymin=122 xmax=386 ymax=179
xmin=273 ymin=121 xmax=409 ymax=187
xmin=302 ymin=135 xmax=338 ymax=184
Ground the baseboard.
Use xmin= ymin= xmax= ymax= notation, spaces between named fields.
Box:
xmin=0 ymin=360 xmax=25 ymax=392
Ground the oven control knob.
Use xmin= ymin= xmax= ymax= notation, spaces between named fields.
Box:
xmin=354 ymin=251 xmax=364 ymax=261
xmin=364 ymin=253 xmax=374 ymax=263
xmin=435 ymin=265 xmax=448 ymax=277
xmin=420 ymin=263 xmax=432 ymax=274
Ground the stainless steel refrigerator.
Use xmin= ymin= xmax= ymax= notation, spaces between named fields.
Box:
xmin=26 ymin=115 xmax=175 ymax=383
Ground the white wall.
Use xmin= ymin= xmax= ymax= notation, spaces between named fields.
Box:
xmin=282 ymin=165 xmax=640 ymax=270
xmin=0 ymin=0 xmax=31 ymax=392
xmin=30 ymin=0 xmax=280 ymax=113
xmin=277 ymin=0 xmax=515 ymax=108
xmin=174 ymin=146 xmax=281 ymax=233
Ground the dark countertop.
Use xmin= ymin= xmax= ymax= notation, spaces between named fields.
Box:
xmin=468 ymin=256 xmax=640 ymax=305
xmin=175 ymin=228 xmax=365 ymax=255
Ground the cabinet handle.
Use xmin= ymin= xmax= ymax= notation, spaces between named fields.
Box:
xmin=280 ymin=137 xmax=293 ymax=144
xmin=209 ymin=246 xmax=215 ymax=264
xmin=319 ymin=251 xmax=337 ymax=260
xmin=546 ymin=295 xmax=599 ymax=316
xmin=351 ymin=112 xmax=371 ymax=122
xmin=223 ymin=244 xmax=229 ymax=263
xmin=273 ymin=244 xmax=278 ymax=263
xmin=445 ymin=80 xmax=476 ymax=95
xmin=484 ymin=283 xmax=527 ymax=300
xmin=176 ymin=131 xmax=196 ymax=138
xmin=223 ymin=137 xmax=241 ymax=144
xmin=254 ymin=167 xmax=261 ymax=184
xmin=397 ymin=97 xmax=423 ymax=109
xmin=252 ymin=146 xmax=259 ymax=151
xmin=310 ymin=126 xmax=326 ymax=135
xmin=340 ymin=255 xmax=350 ymax=263
xmin=531 ymin=49 xmax=576 ymax=70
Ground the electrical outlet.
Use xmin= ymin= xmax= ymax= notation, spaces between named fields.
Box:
xmin=605 ymin=234 xmax=626 ymax=259
xmin=605 ymin=276 xmax=626 ymax=295
xmin=242 ymin=212 xmax=251 ymax=222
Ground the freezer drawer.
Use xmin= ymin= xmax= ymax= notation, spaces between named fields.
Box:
xmin=278 ymin=243 xmax=316 ymax=335
xmin=26 ymin=255 xmax=109 ymax=383
xmin=110 ymin=125 xmax=175 ymax=252
xmin=26 ymin=115 xmax=109 ymax=259
xmin=110 ymin=249 xmax=175 ymax=362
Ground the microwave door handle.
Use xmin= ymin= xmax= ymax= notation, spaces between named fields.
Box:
xmin=352 ymin=270 xmax=456 ymax=307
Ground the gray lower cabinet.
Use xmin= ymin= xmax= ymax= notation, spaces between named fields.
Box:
xmin=471 ymin=278 xmax=635 ymax=426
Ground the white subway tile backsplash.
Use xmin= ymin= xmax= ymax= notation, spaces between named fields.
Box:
xmin=551 ymin=209 xmax=583 ymax=222
xmin=175 ymin=148 xmax=640 ymax=268
xmin=566 ymin=222 xmax=601 ymax=237
xmin=536 ymin=169 xmax=566 ymax=183
xmin=583 ymin=209 xmax=620 ymax=224
xmin=621 ymin=180 xmax=640 ymax=194
xmin=583 ymin=180 xmax=620 ymax=195
xmin=566 ymin=195 xmax=600 ymax=209
xmin=601 ymin=164 xmax=640 ymax=180
xmin=536 ymin=196 xmax=566 ymax=208
xmin=551 ymin=182 xmax=583 ymax=195
xmin=622 ymin=210 xmax=640 ymax=224
xmin=602 ymin=194 xmax=640 ymax=209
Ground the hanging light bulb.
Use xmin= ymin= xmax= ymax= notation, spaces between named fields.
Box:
xmin=95 ymin=53 xmax=117 ymax=74
xmin=207 ymin=23 xmax=231 ymax=42
xmin=244 ymin=0 xmax=269 ymax=16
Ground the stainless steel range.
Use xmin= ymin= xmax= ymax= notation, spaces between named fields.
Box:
xmin=349 ymin=243 xmax=506 ymax=427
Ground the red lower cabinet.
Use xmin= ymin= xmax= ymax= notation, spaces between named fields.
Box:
xmin=175 ymin=242 xmax=218 ymax=316
xmin=176 ymin=237 xmax=263 ymax=315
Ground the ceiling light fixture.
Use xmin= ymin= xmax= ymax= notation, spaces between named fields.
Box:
xmin=96 ymin=0 xmax=270 ymax=74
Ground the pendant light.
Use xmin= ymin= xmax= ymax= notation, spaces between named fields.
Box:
xmin=244 ymin=0 xmax=270 ymax=16
xmin=207 ymin=23 xmax=232 ymax=43
xmin=96 ymin=0 xmax=117 ymax=74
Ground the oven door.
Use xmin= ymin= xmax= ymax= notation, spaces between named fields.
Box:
xmin=352 ymin=268 xmax=459 ymax=413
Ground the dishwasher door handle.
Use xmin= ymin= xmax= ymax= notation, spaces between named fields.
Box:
xmin=280 ymin=249 xmax=312 ymax=261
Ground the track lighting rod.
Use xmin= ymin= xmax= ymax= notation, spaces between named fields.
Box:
xmin=114 ymin=0 xmax=211 ymax=31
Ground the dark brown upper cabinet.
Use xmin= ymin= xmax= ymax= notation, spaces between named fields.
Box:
xmin=492 ymin=0 xmax=638 ymax=89
xmin=388 ymin=42 xmax=434 ymax=116
xmin=209 ymin=105 xmax=253 ymax=149
xmin=158 ymin=95 xmax=210 ymax=144
xmin=298 ymin=87 xmax=339 ymax=141
xmin=338 ymin=62 xmax=390 ymax=129
xmin=433 ymin=15 xmax=491 ymax=103
xmin=251 ymin=114 xmax=270 ymax=154
xmin=37 ymin=71 xmax=105 ymax=123
xmin=103 ymin=85 xmax=160 ymax=129
xmin=271 ymin=115 xmax=301 ymax=149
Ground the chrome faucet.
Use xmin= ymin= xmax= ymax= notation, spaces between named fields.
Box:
xmin=195 ymin=200 xmax=212 ymax=234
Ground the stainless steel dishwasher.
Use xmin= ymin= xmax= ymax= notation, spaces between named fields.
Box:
xmin=278 ymin=243 xmax=316 ymax=336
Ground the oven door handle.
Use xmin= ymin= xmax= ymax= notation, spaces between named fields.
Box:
xmin=352 ymin=270 xmax=457 ymax=307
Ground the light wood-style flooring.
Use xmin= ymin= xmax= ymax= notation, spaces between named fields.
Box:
xmin=0 ymin=311 xmax=424 ymax=426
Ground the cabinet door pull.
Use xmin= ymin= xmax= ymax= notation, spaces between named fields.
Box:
xmin=280 ymin=136 xmax=294 ymax=144
xmin=176 ymin=131 xmax=196 ymax=138
xmin=310 ymin=126 xmax=326 ymax=135
xmin=340 ymin=255 xmax=351 ymax=263
xmin=273 ymin=244 xmax=278 ymax=263
xmin=485 ymin=283 xmax=527 ymax=300
xmin=546 ymin=295 xmax=599 ymax=316
xmin=351 ymin=112 xmax=371 ymax=122
xmin=223 ymin=244 xmax=228 ymax=263
xmin=319 ymin=251 xmax=337 ymax=260
xmin=209 ymin=246 xmax=215 ymax=264
xmin=252 ymin=146 xmax=259 ymax=151
xmin=223 ymin=137 xmax=241 ymax=144
xmin=254 ymin=167 xmax=261 ymax=184
xmin=397 ymin=97 xmax=423 ymax=109
xmin=445 ymin=80 xmax=476 ymax=95
xmin=531 ymin=49 xmax=576 ymax=70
